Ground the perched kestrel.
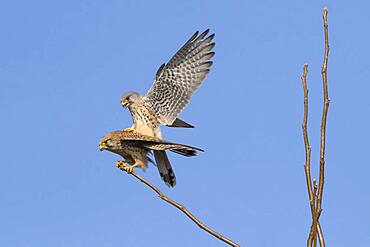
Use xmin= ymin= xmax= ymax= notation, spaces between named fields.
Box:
xmin=119 ymin=29 xmax=214 ymax=186
xmin=99 ymin=131 xmax=203 ymax=187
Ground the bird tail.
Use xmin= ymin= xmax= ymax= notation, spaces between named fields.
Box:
xmin=153 ymin=150 xmax=176 ymax=187
xmin=167 ymin=118 xmax=194 ymax=128
xmin=145 ymin=141 xmax=204 ymax=157
xmin=169 ymin=145 xmax=203 ymax=157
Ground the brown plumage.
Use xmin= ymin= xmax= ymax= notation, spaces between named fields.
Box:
xmin=99 ymin=131 xmax=203 ymax=187
xmin=119 ymin=29 xmax=214 ymax=187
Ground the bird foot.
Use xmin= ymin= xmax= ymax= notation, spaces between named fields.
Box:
xmin=116 ymin=161 xmax=138 ymax=173
xmin=115 ymin=160 xmax=126 ymax=168
xmin=124 ymin=164 xmax=140 ymax=173
xmin=124 ymin=166 xmax=134 ymax=173
xmin=123 ymin=127 xmax=134 ymax=133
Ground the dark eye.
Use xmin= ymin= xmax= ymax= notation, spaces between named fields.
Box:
xmin=126 ymin=97 xmax=129 ymax=100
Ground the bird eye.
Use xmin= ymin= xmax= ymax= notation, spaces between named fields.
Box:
xmin=126 ymin=96 xmax=129 ymax=100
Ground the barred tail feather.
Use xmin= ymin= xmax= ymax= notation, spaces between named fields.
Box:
xmin=169 ymin=144 xmax=204 ymax=157
xmin=170 ymin=148 xmax=201 ymax=157
xmin=143 ymin=141 xmax=204 ymax=157
xmin=153 ymin=150 xmax=176 ymax=187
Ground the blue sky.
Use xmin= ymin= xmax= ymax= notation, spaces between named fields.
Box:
xmin=1 ymin=1 xmax=369 ymax=246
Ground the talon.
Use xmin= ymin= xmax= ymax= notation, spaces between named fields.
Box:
xmin=123 ymin=127 xmax=134 ymax=132
xmin=115 ymin=160 xmax=125 ymax=167
xmin=126 ymin=166 xmax=134 ymax=173
xmin=123 ymin=164 xmax=139 ymax=173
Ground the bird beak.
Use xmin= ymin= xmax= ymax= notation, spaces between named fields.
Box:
xmin=121 ymin=99 xmax=129 ymax=107
xmin=99 ymin=141 xmax=106 ymax=151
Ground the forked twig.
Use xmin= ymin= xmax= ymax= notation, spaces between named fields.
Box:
xmin=116 ymin=163 xmax=240 ymax=247
xmin=301 ymin=7 xmax=330 ymax=247
xmin=301 ymin=65 xmax=325 ymax=247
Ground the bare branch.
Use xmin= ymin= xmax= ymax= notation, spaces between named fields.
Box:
xmin=317 ymin=7 xmax=330 ymax=218
xmin=116 ymin=163 xmax=240 ymax=247
xmin=301 ymin=65 xmax=325 ymax=247
xmin=317 ymin=223 xmax=325 ymax=245
xmin=301 ymin=64 xmax=314 ymax=213
xmin=312 ymin=180 xmax=318 ymax=247
xmin=301 ymin=8 xmax=330 ymax=247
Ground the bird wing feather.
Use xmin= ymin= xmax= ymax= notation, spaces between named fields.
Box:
xmin=144 ymin=29 xmax=215 ymax=125
xmin=119 ymin=131 xmax=203 ymax=156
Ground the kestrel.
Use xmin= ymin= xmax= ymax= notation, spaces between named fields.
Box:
xmin=119 ymin=29 xmax=214 ymax=186
xmin=99 ymin=130 xmax=203 ymax=187
xmin=120 ymin=29 xmax=215 ymax=139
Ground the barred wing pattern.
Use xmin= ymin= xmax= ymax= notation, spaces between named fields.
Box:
xmin=145 ymin=29 xmax=215 ymax=125
xmin=143 ymin=142 xmax=203 ymax=157
xmin=120 ymin=131 xmax=203 ymax=156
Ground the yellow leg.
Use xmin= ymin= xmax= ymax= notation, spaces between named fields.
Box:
xmin=123 ymin=127 xmax=134 ymax=132
xmin=124 ymin=163 xmax=140 ymax=173
xmin=116 ymin=160 xmax=140 ymax=173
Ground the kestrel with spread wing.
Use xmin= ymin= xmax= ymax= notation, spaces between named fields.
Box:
xmin=99 ymin=131 xmax=203 ymax=187
xmin=120 ymin=29 xmax=215 ymax=138
xmin=119 ymin=29 xmax=214 ymax=186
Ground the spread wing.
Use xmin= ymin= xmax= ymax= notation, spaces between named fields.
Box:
xmin=144 ymin=29 xmax=215 ymax=125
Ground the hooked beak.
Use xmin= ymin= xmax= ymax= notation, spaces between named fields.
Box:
xmin=99 ymin=141 xmax=106 ymax=151
xmin=121 ymin=98 xmax=129 ymax=107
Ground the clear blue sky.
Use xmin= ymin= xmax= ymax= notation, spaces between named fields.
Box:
xmin=1 ymin=1 xmax=369 ymax=246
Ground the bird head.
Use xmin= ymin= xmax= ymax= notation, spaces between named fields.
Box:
xmin=99 ymin=131 xmax=122 ymax=152
xmin=120 ymin=91 xmax=141 ymax=108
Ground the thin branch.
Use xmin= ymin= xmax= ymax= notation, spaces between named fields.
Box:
xmin=310 ymin=8 xmax=330 ymax=247
xmin=116 ymin=163 xmax=240 ymax=247
xmin=317 ymin=223 xmax=325 ymax=247
xmin=312 ymin=180 xmax=318 ymax=247
xmin=317 ymin=7 xmax=330 ymax=219
xmin=301 ymin=65 xmax=325 ymax=247
xmin=301 ymin=7 xmax=329 ymax=247
xmin=302 ymin=8 xmax=331 ymax=246
xmin=301 ymin=64 xmax=314 ymax=214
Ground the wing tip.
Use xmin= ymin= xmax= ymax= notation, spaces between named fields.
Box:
xmin=200 ymin=28 xmax=210 ymax=37
xmin=207 ymin=33 xmax=216 ymax=41
xmin=190 ymin=31 xmax=199 ymax=41
xmin=194 ymin=29 xmax=213 ymax=43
